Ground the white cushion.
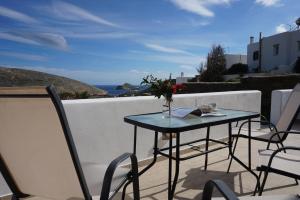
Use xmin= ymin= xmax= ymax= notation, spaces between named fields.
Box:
xmin=236 ymin=129 xmax=282 ymax=142
xmin=258 ymin=150 xmax=300 ymax=176
xmin=81 ymin=162 xmax=129 ymax=197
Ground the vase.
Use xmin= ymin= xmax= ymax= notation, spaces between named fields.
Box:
xmin=162 ymin=98 xmax=172 ymax=118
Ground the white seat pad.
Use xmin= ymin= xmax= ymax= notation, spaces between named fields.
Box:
xmin=236 ymin=129 xmax=282 ymax=142
xmin=258 ymin=150 xmax=300 ymax=176
xmin=81 ymin=162 xmax=130 ymax=197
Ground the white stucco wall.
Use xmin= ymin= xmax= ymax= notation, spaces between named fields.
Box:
xmin=176 ymin=77 xmax=193 ymax=84
xmin=63 ymin=91 xmax=261 ymax=165
xmin=247 ymin=30 xmax=300 ymax=72
xmin=270 ymin=89 xmax=300 ymax=124
xmin=0 ymin=91 xmax=261 ymax=197
xmin=225 ymin=54 xmax=247 ymax=69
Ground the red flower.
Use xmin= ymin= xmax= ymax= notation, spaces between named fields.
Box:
xmin=172 ymin=85 xmax=177 ymax=93
xmin=172 ymin=84 xmax=185 ymax=94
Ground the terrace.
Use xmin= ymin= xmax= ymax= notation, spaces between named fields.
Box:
xmin=0 ymin=88 xmax=299 ymax=200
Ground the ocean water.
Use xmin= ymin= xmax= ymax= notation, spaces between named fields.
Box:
xmin=95 ymin=85 xmax=127 ymax=96
xmin=95 ymin=85 xmax=148 ymax=96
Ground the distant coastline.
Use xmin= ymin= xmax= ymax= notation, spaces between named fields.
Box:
xmin=96 ymin=84 xmax=147 ymax=97
xmin=95 ymin=85 xmax=128 ymax=96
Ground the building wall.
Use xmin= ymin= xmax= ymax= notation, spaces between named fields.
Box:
xmin=225 ymin=54 xmax=247 ymax=69
xmin=247 ymin=42 xmax=259 ymax=70
xmin=270 ymin=89 xmax=300 ymax=124
xmin=247 ymin=30 xmax=300 ymax=72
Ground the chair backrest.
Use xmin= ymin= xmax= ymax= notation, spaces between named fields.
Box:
xmin=276 ymin=83 xmax=300 ymax=132
xmin=0 ymin=86 xmax=90 ymax=200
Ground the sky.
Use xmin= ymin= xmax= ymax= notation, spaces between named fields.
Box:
xmin=0 ymin=0 xmax=299 ymax=85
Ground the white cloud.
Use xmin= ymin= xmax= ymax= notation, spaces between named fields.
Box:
xmin=130 ymin=69 xmax=150 ymax=74
xmin=52 ymin=1 xmax=119 ymax=27
xmin=0 ymin=6 xmax=39 ymax=24
xmin=255 ymin=0 xmax=282 ymax=7
xmin=144 ymin=43 xmax=192 ymax=55
xmin=275 ymin=24 xmax=288 ymax=33
xmin=0 ymin=32 xmax=68 ymax=50
xmin=170 ymin=0 xmax=232 ymax=17
xmin=66 ymin=32 xmax=138 ymax=39
xmin=0 ymin=32 xmax=39 ymax=45
xmin=179 ymin=65 xmax=195 ymax=70
xmin=0 ymin=51 xmax=47 ymax=61
xmin=147 ymin=54 xmax=205 ymax=65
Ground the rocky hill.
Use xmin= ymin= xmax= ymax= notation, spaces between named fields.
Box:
xmin=0 ymin=67 xmax=107 ymax=97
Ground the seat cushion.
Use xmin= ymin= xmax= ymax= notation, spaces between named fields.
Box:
xmin=81 ymin=162 xmax=130 ymax=197
xmin=258 ymin=150 xmax=300 ymax=176
xmin=235 ymin=129 xmax=282 ymax=142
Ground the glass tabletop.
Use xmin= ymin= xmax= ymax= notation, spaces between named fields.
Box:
xmin=124 ymin=108 xmax=260 ymax=133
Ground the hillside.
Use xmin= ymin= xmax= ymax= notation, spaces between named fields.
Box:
xmin=0 ymin=67 xmax=107 ymax=97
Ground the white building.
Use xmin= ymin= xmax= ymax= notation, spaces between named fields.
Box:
xmin=225 ymin=54 xmax=247 ymax=69
xmin=247 ymin=29 xmax=300 ymax=72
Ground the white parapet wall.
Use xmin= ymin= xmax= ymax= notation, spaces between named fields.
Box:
xmin=270 ymin=89 xmax=300 ymax=124
xmin=0 ymin=90 xmax=261 ymax=197
xmin=63 ymin=91 xmax=261 ymax=165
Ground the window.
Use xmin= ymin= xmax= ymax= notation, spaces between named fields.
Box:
xmin=298 ymin=41 xmax=300 ymax=51
xmin=273 ymin=44 xmax=279 ymax=56
xmin=253 ymin=51 xmax=259 ymax=61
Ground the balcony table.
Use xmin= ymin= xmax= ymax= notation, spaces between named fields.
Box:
xmin=124 ymin=108 xmax=260 ymax=200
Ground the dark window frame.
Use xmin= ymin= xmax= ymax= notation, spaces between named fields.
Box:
xmin=253 ymin=51 xmax=259 ymax=61
xmin=273 ymin=44 xmax=279 ymax=56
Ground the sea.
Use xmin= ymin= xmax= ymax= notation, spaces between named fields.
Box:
xmin=95 ymin=85 xmax=128 ymax=96
xmin=95 ymin=85 xmax=148 ymax=97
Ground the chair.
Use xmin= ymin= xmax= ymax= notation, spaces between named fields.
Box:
xmin=256 ymin=131 xmax=300 ymax=195
xmin=0 ymin=85 xmax=139 ymax=200
xmin=202 ymin=179 xmax=299 ymax=200
xmin=227 ymin=83 xmax=300 ymax=172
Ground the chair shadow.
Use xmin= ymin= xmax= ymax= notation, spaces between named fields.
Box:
xmin=175 ymin=167 xmax=241 ymax=200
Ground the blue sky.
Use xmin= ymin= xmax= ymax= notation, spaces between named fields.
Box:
xmin=0 ymin=0 xmax=299 ymax=84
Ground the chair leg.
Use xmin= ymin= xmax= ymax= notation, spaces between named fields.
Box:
xmin=254 ymin=171 xmax=262 ymax=196
xmin=266 ymin=142 xmax=271 ymax=150
xmin=280 ymin=142 xmax=287 ymax=153
xmin=258 ymin=171 xmax=269 ymax=196
xmin=227 ymin=136 xmax=239 ymax=173
xmin=295 ymin=179 xmax=299 ymax=185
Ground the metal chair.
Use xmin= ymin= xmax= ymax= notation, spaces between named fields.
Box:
xmin=256 ymin=131 xmax=300 ymax=195
xmin=203 ymin=179 xmax=299 ymax=200
xmin=0 ymin=85 xmax=139 ymax=200
xmin=228 ymin=83 xmax=300 ymax=173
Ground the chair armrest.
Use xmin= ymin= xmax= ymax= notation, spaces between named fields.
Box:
xmin=234 ymin=119 xmax=277 ymax=137
xmin=235 ymin=114 xmax=276 ymax=132
xmin=100 ymin=153 xmax=139 ymax=200
xmin=267 ymin=131 xmax=300 ymax=147
xmin=263 ymin=146 xmax=300 ymax=171
xmin=202 ymin=180 xmax=239 ymax=200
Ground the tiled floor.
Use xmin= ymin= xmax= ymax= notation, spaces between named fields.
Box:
xmin=120 ymin=125 xmax=300 ymax=200
xmin=1 ymin=125 xmax=299 ymax=200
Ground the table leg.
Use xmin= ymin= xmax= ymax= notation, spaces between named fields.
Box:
xmin=248 ymin=119 xmax=252 ymax=169
xmin=205 ymin=126 xmax=210 ymax=171
xmin=171 ymin=133 xmax=180 ymax=198
xmin=133 ymin=125 xmax=137 ymax=155
xmin=228 ymin=122 xmax=260 ymax=194
xmin=168 ymin=135 xmax=173 ymax=200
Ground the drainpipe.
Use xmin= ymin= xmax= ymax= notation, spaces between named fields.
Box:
xmin=258 ymin=32 xmax=262 ymax=73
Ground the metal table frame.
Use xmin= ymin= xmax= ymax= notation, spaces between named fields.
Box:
xmin=123 ymin=109 xmax=260 ymax=200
